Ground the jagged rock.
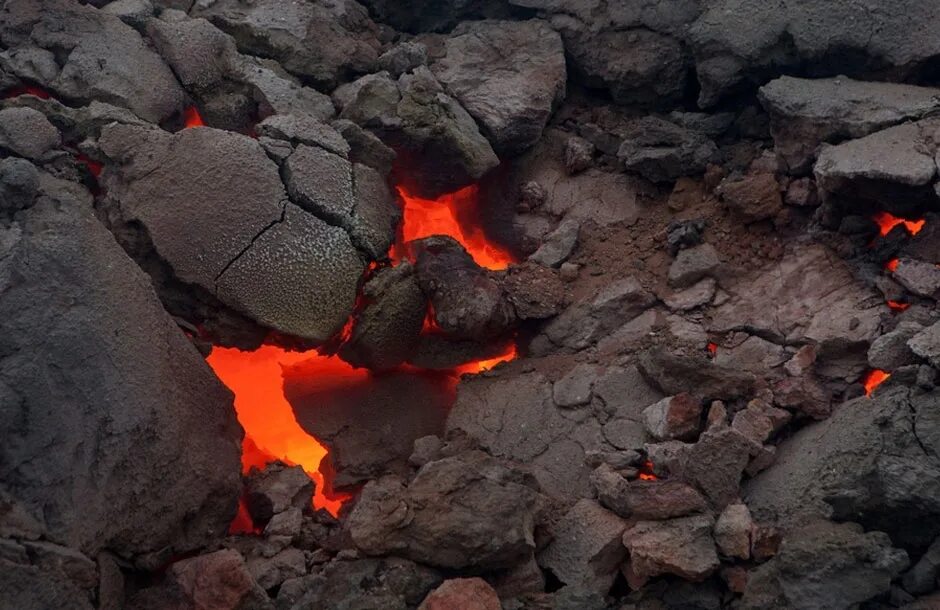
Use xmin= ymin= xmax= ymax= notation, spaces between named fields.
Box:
xmin=377 ymin=41 xmax=428 ymax=77
xmin=0 ymin=106 xmax=59 ymax=159
xmin=419 ymin=578 xmax=501 ymax=610
xmin=0 ymin=174 xmax=241 ymax=562
xmin=529 ymin=218 xmax=580 ymax=268
xmin=347 ymin=450 xmax=544 ymax=569
xmin=413 ymin=236 xmax=515 ymax=341
xmin=341 ymin=67 xmax=499 ymax=198
xmin=282 ymin=143 xmax=399 ymax=258
xmin=244 ymin=463 xmax=314 ymax=525
xmin=759 ymin=76 xmax=940 ymax=174
xmin=638 ymin=347 xmax=757 ymax=401
xmin=689 ymin=0 xmax=940 ymax=108
xmin=191 ymin=0 xmax=380 ymax=89
xmin=664 ymin=278 xmax=716 ymax=311
xmin=731 ymin=400 xmax=791 ymax=446
xmin=100 ymin=124 xmax=366 ymax=342
xmin=359 ymin=0 xmax=511 ymax=33
xmin=868 ymin=322 xmax=923 ymax=371
xmin=710 ymin=245 xmax=885 ymax=346
xmin=538 ymin=499 xmax=628 ymax=593
xmin=739 ymin=520 xmax=908 ymax=610
xmin=263 ymin=507 xmax=303 ymax=540
xmin=714 ymin=503 xmax=753 ymax=559
xmin=126 ymin=550 xmax=271 ymax=610
xmin=256 ymin=114 xmax=350 ymax=156
xmin=286 ymin=365 xmax=454 ymax=488
xmin=431 ymin=19 xmax=566 ymax=156
xmin=814 ymin=120 xmax=939 ymax=212
xmin=146 ymin=13 xmax=238 ymax=93
xmin=340 ymin=263 xmax=426 ymax=370
xmin=678 ymin=428 xmax=754 ymax=508
xmin=247 ymin=548 xmax=305 ymax=591
xmin=407 ymin=335 xmax=514 ymax=370
xmin=667 ymin=243 xmax=720 ymax=289
xmin=282 ymin=557 xmax=441 ymax=610
xmin=564 ymin=136 xmax=594 ymax=175
xmin=20 ymin=541 xmax=96 ymax=591
xmin=332 ymin=118 xmax=396 ymax=174
xmin=746 ymin=387 xmax=940 ymax=550
xmin=785 ymin=177 xmax=819 ymax=207
xmin=102 ymin=0 xmax=154 ymax=28
xmin=618 ymin=117 xmax=719 ymax=183
xmin=499 ymin=262 xmax=566 ymax=320
xmin=894 ymin=258 xmax=940 ymax=300
xmin=714 ymin=335 xmax=789 ymax=375
xmin=0 ymin=156 xmax=39 ymax=215
xmin=773 ymin=374 xmax=832 ymax=419
xmin=903 ymin=535 xmax=940 ymax=595
xmin=0 ymin=562 xmax=94 ymax=610
xmin=552 ymin=363 xmax=597 ymax=408
xmin=642 ymin=394 xmax=703 ymax=441
xmin=623 ymin=515 xmax=719 ymax=583
xmin=592 ymin=466 xmax=707 ymax=520
xmin=909 ymin=321 xmax=940 ymax=369
xmin=0 ymin=0 xmax=186 ymax=122
xmin=666 ymin=218 xmax=706 ymax=255
xmin=716 ymin=172 xmax=783 ymax=222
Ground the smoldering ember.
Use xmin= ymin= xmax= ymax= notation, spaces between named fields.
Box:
xmin=3 ymin=2 xmax=940 ymax=610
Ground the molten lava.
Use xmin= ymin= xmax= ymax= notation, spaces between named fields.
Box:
xmin=183 ymin=106 xmax=205 ymax=128
xmin=706 ymin=342 xmax=718 ymax=357
xmin=2 ymin=84 xmax=51 ymax=99
xmin=873 ymin=211 xmax=925 ymax=237
xmin=885 ymin=258 xmax=900 ymax=272
xmin=862 ymin=369 xmax=891 ymax=396
xmin=887 ymin=300 xmax=911 ymax=312
xmin=638 ymin=460 xmax=658 ymax=481
xmin=392 ymin=184 xmax=515 ymax=270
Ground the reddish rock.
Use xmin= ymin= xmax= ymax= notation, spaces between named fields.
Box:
xmin=714 ymin=503 xmax=753 ymax=559
xmin=642 ymin=393 xmax=703 ymax=441
xmin=751 ymin=526 xmax=783 ymax=562
xmin=622 ymin=515 xmax=720 ymax=582
xmin=721 ymin=566 xmax=749 ymax=594
xmin=418 ymin=578 xmax=501 ymax=610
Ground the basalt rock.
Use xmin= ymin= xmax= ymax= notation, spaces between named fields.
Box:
xmin=637 ymin=347 xmax=757 ymax=402
xmin=0 ymin=106 xmax=60 ymax=159
xmin=0 ymin=0 xmax=186 ymax=123
xmin=0 ymin=173 xmax=242 ymax=563
xmin=413 ymin=236 xmax=515 ymax=341
xmin=618 ymin=117 xmax=719 ymax=183
xmin=622 ymin=515 xmax=720 ymax=583
xmin=359 ymin=0 xmax=512 ymax=33
xmin=347 ymin=450 xmax=544 ymax=570
xmin=431 ymin=19 xmax=566 ymax=156
xmin=592 ymin=466 xmax=708 ymax=520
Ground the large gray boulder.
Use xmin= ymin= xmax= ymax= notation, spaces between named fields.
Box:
xmin=431 ymin=19 xmax=566 ymax=156
xmin=689 ymin=0 xmax=940 ymax=107
xmin=191 ymin=0 xmax=380 ymax=89
xmin=617 ymin=117 xmax=718 ymax=183
xmin=99 ymin=124 xmax=366 ymax=343
xmin=0 ymin=0 xmax=186 ymax=123
xmin=759 ymin=76 xmax=940 ymax=174
xmin=0 ymin=172 xmax=242 ymax=563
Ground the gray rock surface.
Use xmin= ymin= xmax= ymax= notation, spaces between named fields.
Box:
xmin=347 ymin=450 xmax=544 ymax=569
xmin=668 ymin=243 xmax=721 ymax=289
xmin=0 ymin=106 xmax=59 ymax=159
xmin=0 ymin=0 xmax=186 ymax=122
xmin=894 ymin=258 xmax=940 ymax=300
xmin=642 ymin=394 xmax=703 ymax=441
xmin=868 ymin=323 xmax=923 ymax=371
xmin=0 ymin=173 xmax=242 ymax=562
xmin=909 ymin=321 xmax=940 ymax=369
xmin=637 ymin=347 xmax=757 ymax=402
xmin=759 ymin=76 xmax=940 ymax=174
xmin=377 ymin=41 xmax=428 ymax=77
xmin=618 ymin=117 xmax=718 ymax=183
xmin=0 ymin=562 xmax=94 ymax=610
xmin=623 ymin=515 xmax=719 ymax=583
xmin=740 ymin=520 xmax=908 ymax=610
xmin=431 ymin=19 xmax=566 ymax=156
xmin=716 ymin=172 xmax=783 ymax=222
xmin=713 ymin=503 xmax=753 ymax=559
xmin=592 ymin=467 xmax=707 ymax=520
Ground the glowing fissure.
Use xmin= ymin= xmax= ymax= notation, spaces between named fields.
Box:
xmin=862 ymin=369 xmax=891 ymax=396
xmin=206 ymin=185 xmax=518 ymax=521
xmin=873 ymin=211 xmax=925 ymax=237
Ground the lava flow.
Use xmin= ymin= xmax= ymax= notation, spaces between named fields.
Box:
xmin=862 ymin=369 xmax=891 ymax=396
xmin=183 ymin=105 xmax=205 ymax=128
xmin=873 ymin=211 xmax=925 ymax=237
xmin=205 ymin=184 xmax=518 ymax=521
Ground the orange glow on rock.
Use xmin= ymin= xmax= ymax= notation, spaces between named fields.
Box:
xmin=183 ymin=106 xmax=205 ymax=128
xmin=887 ymin=300 xmax=910 ymax=312
xmin=228 ymin=496 xmax=261 ymax=535
xmin=638 ymin=460 xmax=658 ymax=481
xmin=873 ymin=211 xmax=925 ymax=237
xmin=885 ymin=258 xmax=899 ymax=272
xmin=3 ymin=84 xmax=51 ymax=99
xmin=392 ymin=185 xmax=515 ymax=270
xmin=862 ymin=369 xmax=891 ymax=396
xmin=706 ymin=342 xmax=718 ymax=357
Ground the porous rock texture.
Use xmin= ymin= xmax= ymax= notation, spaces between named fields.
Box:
xmin=0 ymin=172 xmax=242 ymax=570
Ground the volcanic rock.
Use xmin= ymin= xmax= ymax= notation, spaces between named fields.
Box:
xmin=564 ymin=136 xmax=594 ymax=175
xmin=894 ymin=258 xmax=940 ymax=300
xmin=663 ymin=278 xmax=716 ymax=312
xmin=0 ymin=173 xmax=242 ymax=562
xmin=377 ymin=41 xmax=428 ymax=77
xmin=102 ymin=0 xmax=153 ymax=28
xmin=592 ymin=466 xmax=707 ymax=520
xmin=909 ymin=321 xmax=940 ymax=369
xmin=710 ymin=244 xmax=884 ymax=346
xmin=713 ymin=503 xmax=753 ymax=560
xmin=689 ymin=0 xmax=940 ymax=108
xmin=100 ymin=124 xmax=366 ymax=342
xmin=731 ymin=400 xmax=791 ymax=446
xmin=413 ymin=236 xmax=515 ymax=341
xmin=902 ymin=536 xmax=940 ymax=595
xmin=622 ymin=515 xmax=719 ymax=583
xmin=339 ymin=262 xmax=426 ymax=370
xmin=538 ymin=499 xmax=628 ymax=593
xmin=678 ymin=428 xmax=755 ymax=508
xmin=256 ymin=114 xmax=350 ymax=157
xmin=0 ymin=562 xmax=94 ymax=610
xmin=0 ymin=106 xmax=59 ymax=159
xmin=247 ymin=548 xmax=306 ymax=591
xmin=0 ymin=156 xmax=39 ymax=215
xmin=191 ymin=0 xmax=380 ymax=89
xmin=528 ymin=217 xmax=580 ymax=268
xmin=739 ymin=520 xmax=908 ymax=610
xmin=638 ymin=347 xmax=757 ymax=401
xmin=419 ymin=578 xmax=501 ymax=610
xmin=347 ymin=450 xmax=544 ymax=570
xmin=281 ymin=557 xmax=441 ymax=610
xmin=746 ymin=387 xmax=940 ymax=550
xmin=498 ymin=261 xmax=566 ymax=320
xmin=868 ymin=322 xmax=923 ymax=371
xmin=666 ymin=218 xmax=706 ymax=255
xmin=332 ymin=118 xmax=396 ymax=174
xmin=552 ymin=364 xmax=596 ymax=408
xmin=408 ymin=335 xmax=514 ymax=370
xmin=667 ymin=243 xmax=720 ymax=289
xmin=642 ymin=394 xmax=703 ymax=442
xmin=146 ymin=13 xmax=238 ymax=93
xmin=0 ymin=0 xmax=186 ymax=123
xmin=759 ymin=76 xmax=940 ymax=174
xmin=244 ymin=463 xmax=314 ymax=525
xmin=431 ymin=19 xmax=566 ymax=156
xmin=716 ymin=172 xmax=783 ymax=222
xmin=618 ymin=117 xmax=719 ymax=183
xmin=359 ymin=0 xmax=511 ymax=33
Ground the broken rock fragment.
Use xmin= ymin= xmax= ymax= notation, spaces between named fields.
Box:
xmin=642 ymin=393 xmax=703 ymax=442
xmin=0 ymin=106 xmax=60 ymax=159
xmin=592 ymin=466 xmax=707 ymax=521
xmin=618 ymin=117 xmax=718 ymax=183
xmin=418 ymin=578 xmax=501 ymax=610
xmin=623 ymin=515 xmax=720 ymax=583
xmin=667 ymin=243 xmax=720 ymax=289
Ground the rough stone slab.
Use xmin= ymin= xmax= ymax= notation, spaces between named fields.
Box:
xmin=623 ymin=514 xmax=719 ymax=582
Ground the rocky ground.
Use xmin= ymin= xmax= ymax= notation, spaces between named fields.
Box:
xmin=1 ymin=1 xmax=940 ymax=609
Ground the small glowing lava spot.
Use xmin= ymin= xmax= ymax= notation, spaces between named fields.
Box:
xmin=873 ymin=211 xmax=926 ymax=237
xmin=862 ymin=369 xmax=891 ymax=396
xmin=885 ymin=258 xmax=899 ymax=272
xmin=638 ymin=460 xmax=658 ymax=481
xmin=75 ymin=153 xmax=102 ymax=178
xmin=887 ymin=300 xmax=910 ymax=312
xmin=3 ymin=84 xmax=51 ymax=99
xmin=183 ymin=106 xmax=205 ymax=128
xmin=706 ymin=342 xmax=718 ymax=357
xmin=228 ymin=497 xmax=260 ymax=535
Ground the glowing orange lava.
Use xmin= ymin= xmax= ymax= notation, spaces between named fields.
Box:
xmin=873 ymin=211 xmax=925 ymax=237
xmin=885 ymin=258 xmax=899 ymax=272
xmin=183 ymin=106 xmax=205 ymax=128
xmin=887 ymin=300 xmax=910 ymax=312
xmin=706 ymin=342 xmax=718 ymax=357
xmin=638 ymin=460 xmax=658 ymax=481
xmin=392 ymin=184 xmax=515 ymax=270
xmin=3 ymin=84 xmax=50 ymax=99
xmin=862 ymin=369 xmax=891 ymax=396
